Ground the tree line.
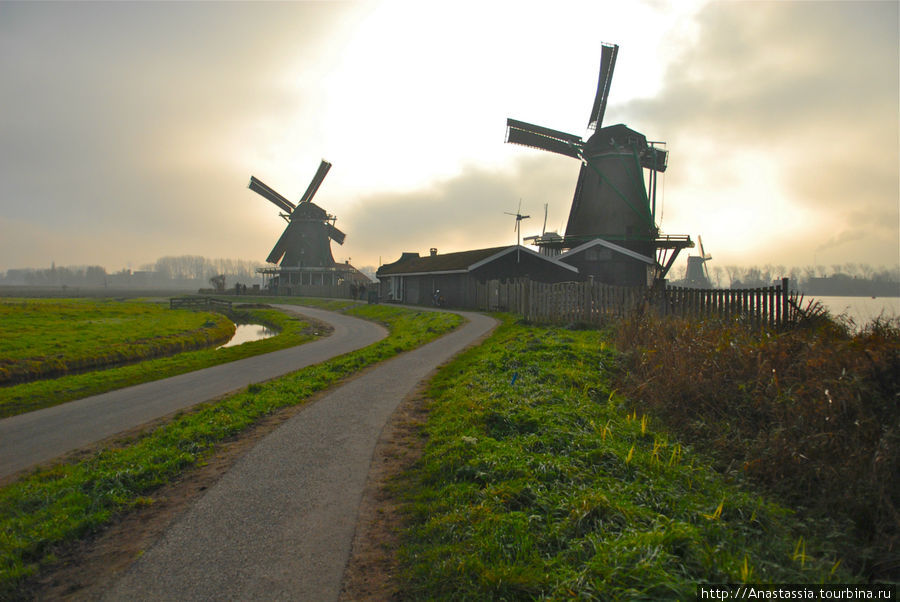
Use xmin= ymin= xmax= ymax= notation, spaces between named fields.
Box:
xmin=673 ymin=262 xmax=900 ymax=294
xmin=1 ymin=256 xmax=266 ymax=288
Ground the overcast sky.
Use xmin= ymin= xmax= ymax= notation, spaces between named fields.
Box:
xmin=1 ymin=0 xmax=897 ymax=274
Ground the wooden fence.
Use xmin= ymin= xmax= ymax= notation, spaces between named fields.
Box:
xmin=473 ymin=277 xmax=797 ymax=327
xmin=169 ymin=297 xmax=233 ymax=312
xmin=663 ymin=278 xmax=795 ymax=328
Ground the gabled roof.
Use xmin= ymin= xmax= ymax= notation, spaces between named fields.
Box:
xmin=558 ymin=238 xmax=655 ymax=265
xmin=377 ymin=245 xmax=578 ymax=277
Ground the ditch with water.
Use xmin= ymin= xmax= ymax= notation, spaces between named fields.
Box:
xmin=218 ymin=323 xmax=278 ymax=348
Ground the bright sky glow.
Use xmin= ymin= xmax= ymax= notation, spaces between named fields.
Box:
xmin=0 ymin=0 xmax=896 ymax=275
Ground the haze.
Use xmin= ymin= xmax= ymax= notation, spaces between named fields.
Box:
xmin=1 ymin=0 xmax=897 ymax=274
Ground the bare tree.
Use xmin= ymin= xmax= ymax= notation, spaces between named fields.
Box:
xmin=712 ymin=265 xmax=724 ymax=288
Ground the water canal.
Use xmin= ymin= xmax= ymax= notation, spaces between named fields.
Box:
xmin=218 ymin=323 xmax=278 ymax=348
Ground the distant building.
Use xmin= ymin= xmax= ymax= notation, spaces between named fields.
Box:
xmin=376 ymin=246 xmax=579 ymax=306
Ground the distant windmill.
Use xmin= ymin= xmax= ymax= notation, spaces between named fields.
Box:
xmin=685 ymin=235 xmax=713 ymax=287
xmin=248 ymin=160 xmax=345 ymax=268
xmin=524 ymin=203 xmax=565 ymax=257
xmin=523 ymin=203 xmax=549 ymax=243
xmin=505 ymin=43 xmax=692 ymax=283
xmin=504 ymin=200 xmax=530 ymax=262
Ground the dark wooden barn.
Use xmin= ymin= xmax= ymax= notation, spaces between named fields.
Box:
xmin=376 ymin=246 xmax=579 ymax=306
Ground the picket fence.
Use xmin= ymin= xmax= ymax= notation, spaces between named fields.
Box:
xmin=473 ymin=277 xmax=797 ymax=327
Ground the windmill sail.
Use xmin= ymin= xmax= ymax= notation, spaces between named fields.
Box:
xmin=326 ymin=223 xmax=346 ymax=245
xmin=298 ymin=160 xmax=332 ymax=204
xmin=266 ymin=221 xmax=299 ymax=264
xmin=587 ymin=43 xmax=618 ymax=130
xmin=249 ymin=176 xmax=295 ymax=214
xmin=505 ymin=119 xmax=582 ymax=159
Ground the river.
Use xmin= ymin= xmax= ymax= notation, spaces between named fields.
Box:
xmin=811 ymin=295 xmax=900 ymax=326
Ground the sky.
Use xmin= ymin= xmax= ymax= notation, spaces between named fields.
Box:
xmin=1 ymin=0 xmax=897 ymax=275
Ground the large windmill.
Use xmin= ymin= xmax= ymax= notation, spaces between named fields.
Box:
xmin=248 ymin=160 xmax=345 ymax=268
xmin=505 ymin=43 xmax=691 ymax=284
xmin=249 ymin=160 xmax=367 ymax=292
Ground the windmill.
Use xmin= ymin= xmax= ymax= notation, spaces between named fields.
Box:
xmin=504 ymin=200 xmax=530 ymax=262
xmin=505 ymin=43 xmax=692 ymax=283
xmin=248 ymin=160 xmax=345 ymax=269
xmin=524 ymin=203 xmax=564 ymax=256
xmin=685 ymin=235 xmax=713 ymax=287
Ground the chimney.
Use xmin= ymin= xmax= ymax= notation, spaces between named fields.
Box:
xmin=430 ymin=248 xmax=438 ymax=257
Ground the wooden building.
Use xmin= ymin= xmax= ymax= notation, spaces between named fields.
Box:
xmin=376 ymin=246 xmax=579 ymax=306
xmin=557 ymin=238 xmax=656 ymax=287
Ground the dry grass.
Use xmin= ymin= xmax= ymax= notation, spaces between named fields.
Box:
xmin=614 ymin=313 xmax=900 ymax=578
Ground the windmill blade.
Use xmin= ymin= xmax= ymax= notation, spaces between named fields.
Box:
xmin=542 ymin=203 xmax=548 ymax=235
xmin=249 ymin=176 xmax=295 ymax=214
xmin=698 ymin=235 xmax=706 ymax=259
xmin=298 ymin=159 xmax=332 ymax=204
xmin=266 ymin=222 xmax=297 ymax=265
xmin=326 ymin=223 xmax=346 ymax=245
xmin=588 ymin=43 xmax=618 ymax=131
xmin=506 ymin=119 xmax=583 ymax=159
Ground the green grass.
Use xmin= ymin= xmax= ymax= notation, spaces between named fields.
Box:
xmin=0 ymin=298 xmax=234 ymax=385
xmin=397 ymin=317 xmax=854 ymax=599
xmin=0 ymin=305 xmax=316 ymax=418
xmin=0 ymin=303 xmax=461 ymax=597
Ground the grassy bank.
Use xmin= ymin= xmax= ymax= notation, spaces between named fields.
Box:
xmin=397 ymin=318 xmax=853 ymax=599
xmin=0 ymin=304 xmax=317 ymax=418
xmin=0 ymin=298 xmax=235 ymax=385
xmin=0 ymin=304 xmax=461 ymax=596
xmin=614 ymin=313 xmax=900 ymax=578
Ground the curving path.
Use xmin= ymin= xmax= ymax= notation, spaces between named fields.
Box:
xmin=101 ymin=310 xmax=498 ymax=601
xmin=0 ymin=305 xmax=387 ymax=480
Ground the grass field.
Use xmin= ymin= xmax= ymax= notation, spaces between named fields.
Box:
xmin=0 ymin=302 xmax=462 ymax=596
xmin=0 ymin=301 xmax=322 ymax=418
xmin=0 ymin=298 xmax=234 ymax=385
xmin=397 ymin=318 xmax=854 ymax=599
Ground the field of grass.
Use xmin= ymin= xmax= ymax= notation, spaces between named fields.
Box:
xmin=0 ymin=303 xmax=462 ymax=596
xmin=397 ymin=318 xmax=853 ymax=599
xmin=0 ymin=299 xmax=234 ymax=385
xmin=0 ymin=303 xmax=320 ymax=418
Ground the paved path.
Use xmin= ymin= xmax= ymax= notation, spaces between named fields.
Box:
xmin=0 ymin=305 xmax=387 ymax=480
xmin=101 ymin=310 xmax=497 ymax=601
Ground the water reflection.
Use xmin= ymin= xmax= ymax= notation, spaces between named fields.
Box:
xmin=218 ymin=323 xmax=277 ymax=349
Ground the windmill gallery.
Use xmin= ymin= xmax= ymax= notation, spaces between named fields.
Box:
xmin=249 ymin=43 xmax=697 ymax=305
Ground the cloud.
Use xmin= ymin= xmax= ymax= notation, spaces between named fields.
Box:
xmin=341 ymin=155 xmax=580 ymax=265
xmin=0 ymin=2 xmax=357 ymax=268
xmin=617 ymin=0 xmax=899 ymax=267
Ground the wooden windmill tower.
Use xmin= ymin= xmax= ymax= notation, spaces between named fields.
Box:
xmin=506 ymin=43 xmax=692 ymax=285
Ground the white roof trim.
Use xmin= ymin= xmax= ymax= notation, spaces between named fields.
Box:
xmin=467 ymin=245 xmax=580 ymax=273
xmin=559 ymin=238 xmax=655 ymax=265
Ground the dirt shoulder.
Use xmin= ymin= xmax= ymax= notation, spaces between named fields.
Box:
xmin=339 ymin=387 xmax=429 ymax=601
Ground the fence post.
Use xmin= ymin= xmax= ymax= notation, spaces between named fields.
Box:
xmin=780 ymin=277 xmax=789 ymax=327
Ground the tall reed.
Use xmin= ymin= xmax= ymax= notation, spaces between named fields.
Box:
xmin=614 ymin=313 xmax=899 ymax=577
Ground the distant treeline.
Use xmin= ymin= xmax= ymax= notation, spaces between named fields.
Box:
xmin=0 ymin=256 xmax=267 ymax=290
xmin=674 ymin=262 xmax=900 ymax=296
